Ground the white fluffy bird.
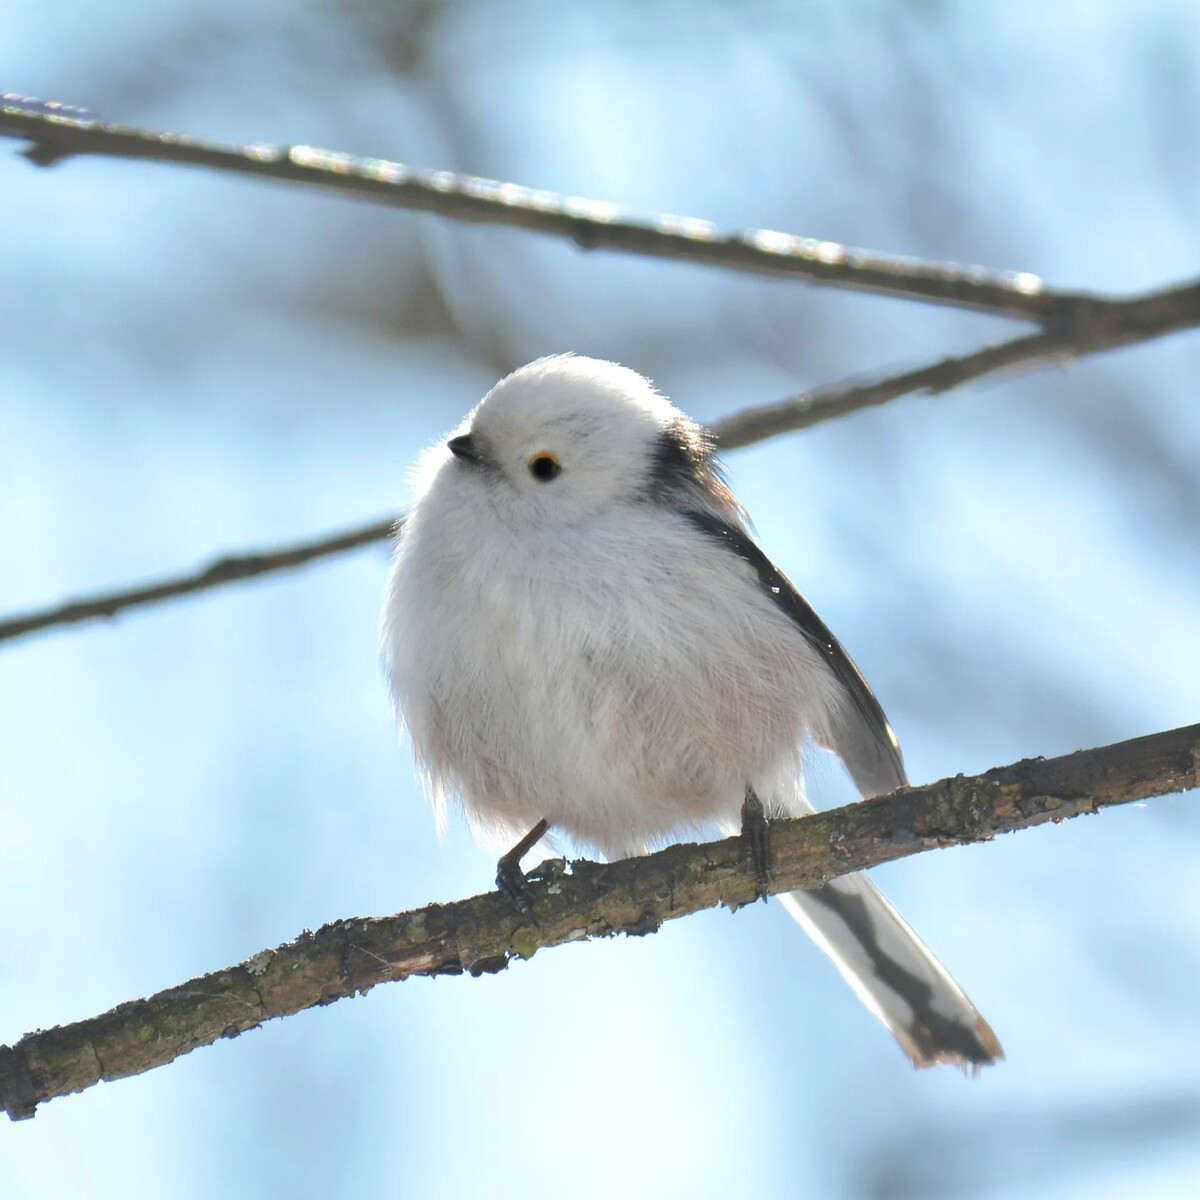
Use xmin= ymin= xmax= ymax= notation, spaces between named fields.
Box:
xmin=382 ymin=354 xmax=1002 ymax=1069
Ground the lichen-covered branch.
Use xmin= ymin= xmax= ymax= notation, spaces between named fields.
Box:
xmin=2 ymin=92 xmax=1055 ymax=321
xmin=2 ymin=722 xmax=1194 ymax=1121
xmin=5 ymin=274 xmax=1200 ymax=649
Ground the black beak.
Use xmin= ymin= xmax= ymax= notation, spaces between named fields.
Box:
xmin=447 ymin=433 xmax=483 ymax=464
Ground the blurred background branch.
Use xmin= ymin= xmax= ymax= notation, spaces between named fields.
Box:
xmin=4 ymin=272 xmax=1199 ymax=648
xmin=3 ymin=720 xmax=1194 ymax=1122
xmin=1 ymin=92 xmax=1068 ymax=322
xmin=0 ymin=516 xmax=398 ymax=645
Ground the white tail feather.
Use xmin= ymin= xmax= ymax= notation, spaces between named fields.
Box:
xmin=778 ymin=874 xmax=1003 ymax=1070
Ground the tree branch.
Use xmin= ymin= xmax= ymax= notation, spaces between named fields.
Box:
xmin=1 ymin=92 xmax=1062 ymax=322
xmin=714 ymin=278 xmax=1200 ymax=447
xmin=5 ymin=275 xmax=1200 ymax=649
xmin=2 ymin=722 xmax=1194 ymax=1121
xmin=0 ymin=517 xmax=399 ymax=645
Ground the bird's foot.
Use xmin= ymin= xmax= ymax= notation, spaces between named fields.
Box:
xmin=741 ymin=787 xmax=772 ymax=901
xmin=495 ymin=817 xmax=550 ymax=916
xmin=496 ymin=854 xmax=536 ymax=914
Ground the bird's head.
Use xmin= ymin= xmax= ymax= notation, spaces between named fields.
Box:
xmin=428 ymin=353 xmax=739 ymax=528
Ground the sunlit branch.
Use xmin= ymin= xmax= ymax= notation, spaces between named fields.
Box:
xmin=1 ymin=92 xmax=1062 ymax=321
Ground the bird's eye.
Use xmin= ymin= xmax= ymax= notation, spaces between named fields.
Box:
xmin=528 ymin=452 xmax=562 ymax=482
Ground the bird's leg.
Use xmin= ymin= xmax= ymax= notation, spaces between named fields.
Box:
xmin=741 ymin=786 xmax=772 ymax=901
xmin=496 ymin=818 xmax=551 ymax=914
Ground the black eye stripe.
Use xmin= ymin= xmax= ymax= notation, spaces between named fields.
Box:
xmin=528 ymin=455 xmax=562 ymax=482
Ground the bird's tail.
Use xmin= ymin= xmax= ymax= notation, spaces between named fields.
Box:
xmin=778 ymin=873 xmax=1003 ymax=1070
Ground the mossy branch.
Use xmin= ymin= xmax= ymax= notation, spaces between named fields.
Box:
xmin=1 ymin=722 xmax=1195 ymax=1122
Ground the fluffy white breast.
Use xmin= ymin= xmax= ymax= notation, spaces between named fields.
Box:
xmin=382 ymin=358 xmax=838 ymax=856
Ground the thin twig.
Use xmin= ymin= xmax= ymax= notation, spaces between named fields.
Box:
xmin=1 ymin=722 xmax=1195 ymax=1120
xmin=0 ymin=92 xmax=1060 ymax=321
xmin=4 ymin=277 xmax=1200 ymax=648
xmin=0 ymin=517 xmax=398 ymax=644
xmin=713 ymin=278 xmax=1200 ymax=447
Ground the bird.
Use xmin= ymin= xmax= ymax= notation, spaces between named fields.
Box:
xmin=381 ymin=353 xmax=1002 ymax=1069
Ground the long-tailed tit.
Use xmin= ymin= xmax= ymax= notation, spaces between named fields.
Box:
xmin=382 ymin=354 xmax=1002 ymax=1069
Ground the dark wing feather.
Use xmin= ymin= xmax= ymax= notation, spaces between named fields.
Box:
xmin=681 ymin=509 xmax=907 ymax=798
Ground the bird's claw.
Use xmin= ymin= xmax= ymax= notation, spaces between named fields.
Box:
xmin=741 ymin=787 xmax=772 ymax=901
xmin=496 ymin=854 xmax=537 ymax=914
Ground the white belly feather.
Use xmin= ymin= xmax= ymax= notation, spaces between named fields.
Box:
xmin=384 ymin=481 xmax=838 ymax=858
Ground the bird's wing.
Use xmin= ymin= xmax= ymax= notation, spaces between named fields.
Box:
xmin=680 ymin=509 xmax=907 ymax=798
xmin=684 ymin=508 xmax=1002 ymax=1069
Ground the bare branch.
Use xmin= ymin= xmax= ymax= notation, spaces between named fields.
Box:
xmin=4 ymin=276 xmax=1200 ymax=649
xmin=1 ymin=722 xmax=1195 ymax=1120
xmin=1 ymin=92 xmax=1062 ymax=322
xmin=713 ymin=279 xmax=1200 ymax=447
xmin=0 ymin=517 xmax=398 ymax=644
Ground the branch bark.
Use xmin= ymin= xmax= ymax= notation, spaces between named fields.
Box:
xmin=4 ymin=275 xmax=1200 ymax=648
xmin=2 ymin=722 xmax=1195 ymax=1121
xmin=2 ymin=92 xmax=1061 ymax=322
